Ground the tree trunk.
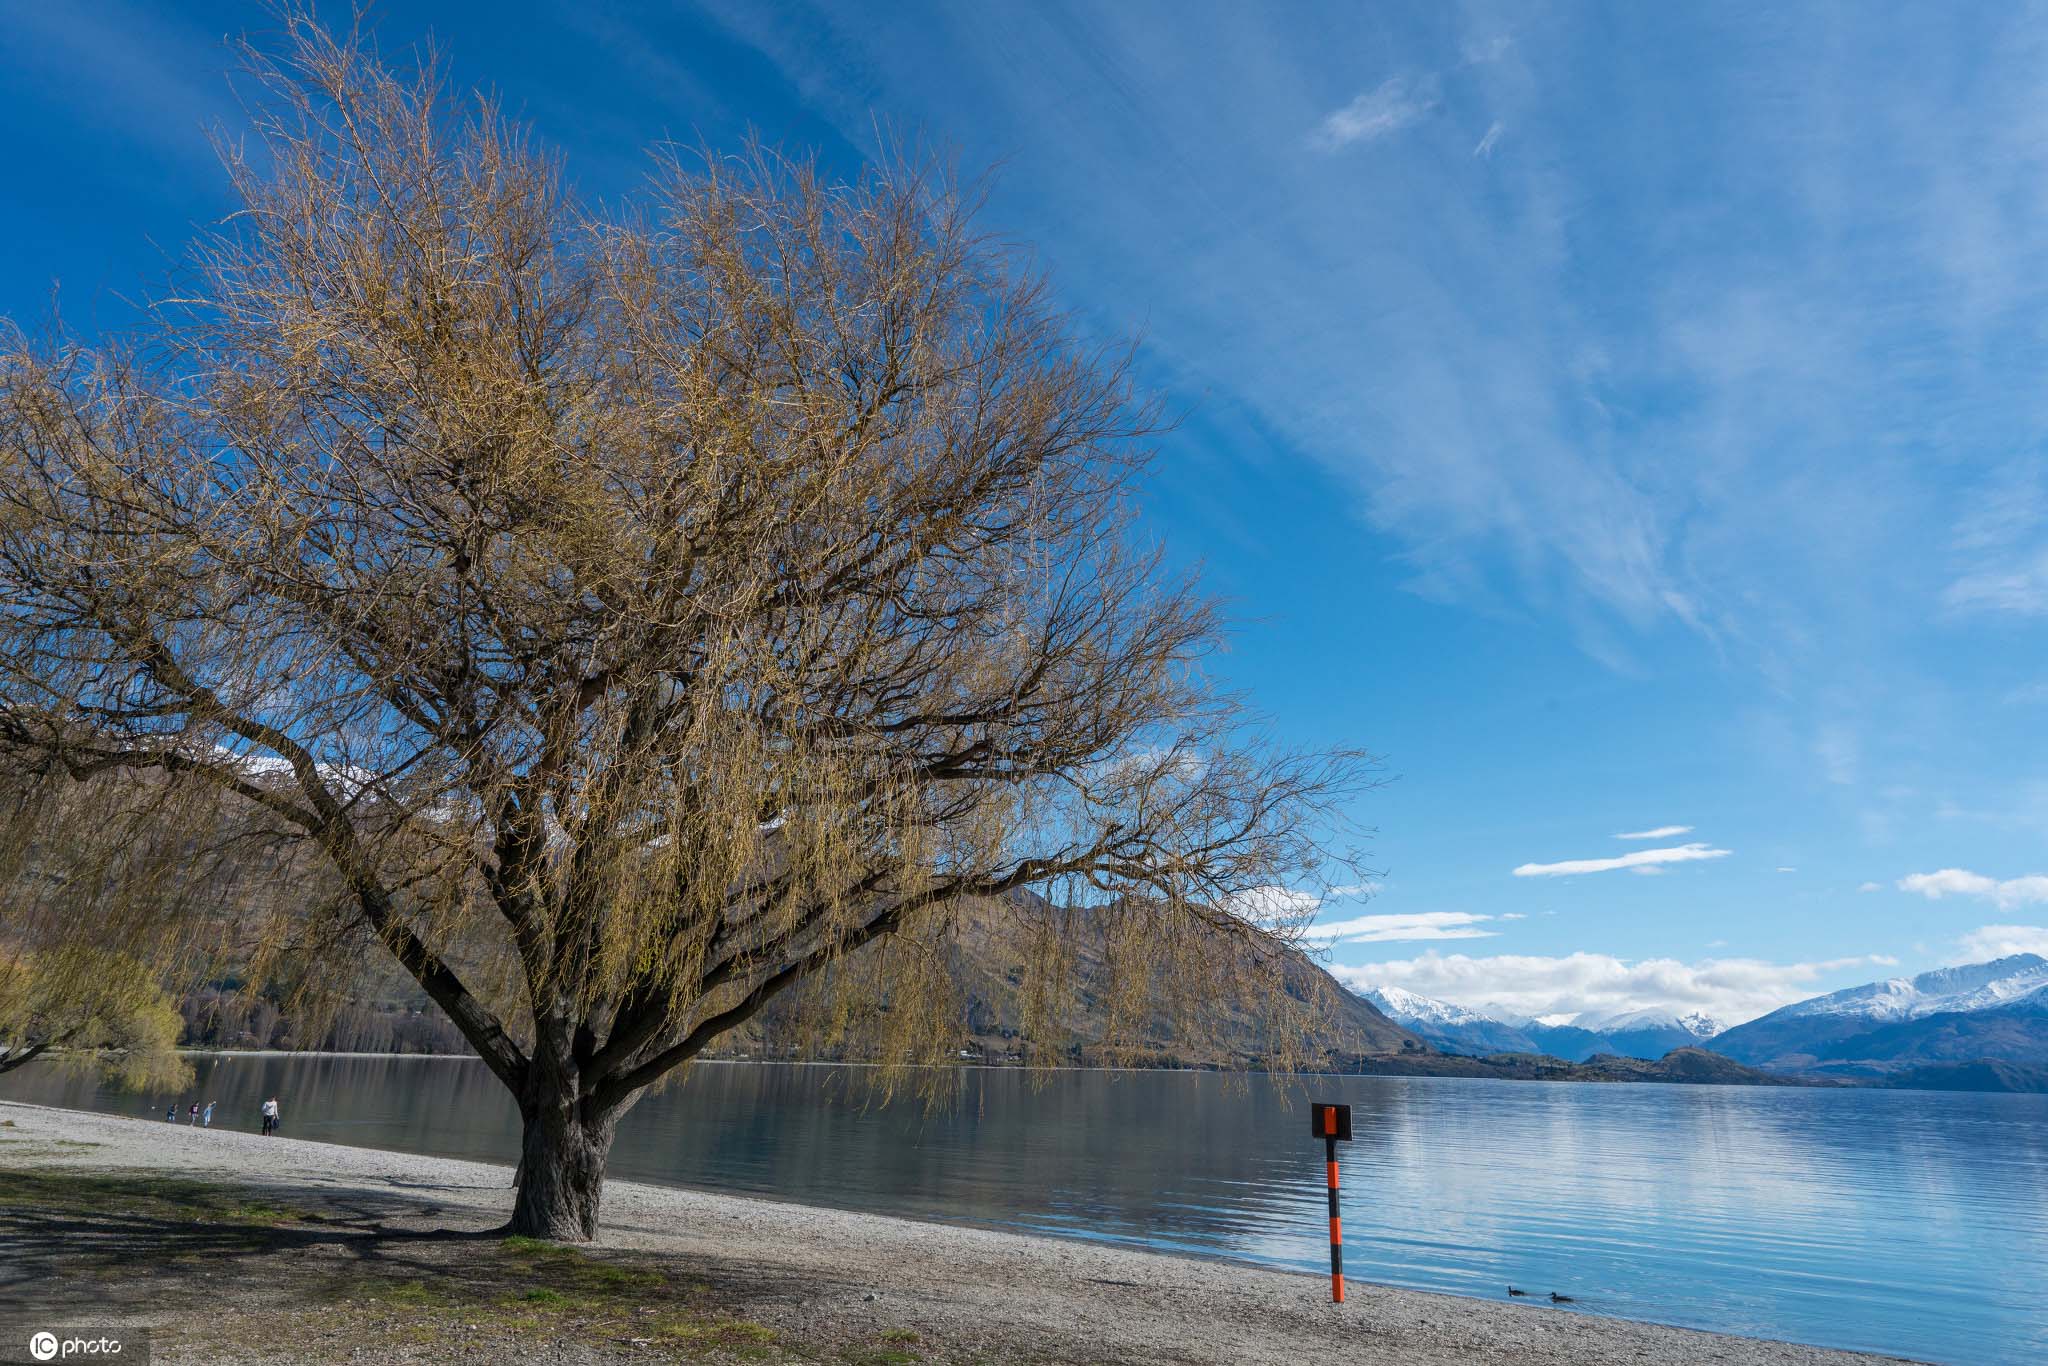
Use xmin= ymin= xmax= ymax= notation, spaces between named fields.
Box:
xmin=507 ymin=1045 xmax=620 ymax=1240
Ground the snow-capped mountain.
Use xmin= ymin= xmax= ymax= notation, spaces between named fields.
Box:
xmin=1354 ymin=988 xmax=1718 ymax=1062
xmin=1709 ymin=955 xmax=2048 ymax=1074
xmin=1571 ymin=1006 xmax=1724 ymax=1039
xmin=1358 ymin=986 xmax=1495 ymax=1028
xmin=1676 ymin=1012 xmax=1722 ymax=1039
xmin=1763 ymin=954 xmax=2048 ymax=1023
xmin=1356 ymin=987 xmax=1541 ymax=1056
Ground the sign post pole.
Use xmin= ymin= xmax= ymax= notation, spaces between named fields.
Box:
xmin=1311 ymin=1103 xmax=1352 ymax=1304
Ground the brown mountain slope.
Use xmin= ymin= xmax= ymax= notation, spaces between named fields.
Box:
xmin=736 ymin=892 xmax=1426 ymax=1069
xmin=947 ymin=894 xmax=1422 ymax=1065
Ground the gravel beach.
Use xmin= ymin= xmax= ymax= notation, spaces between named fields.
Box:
xmin=0 ymin=1099 xmax=1915 ymax=1365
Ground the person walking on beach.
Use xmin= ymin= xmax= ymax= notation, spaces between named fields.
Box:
xmin=260 ymin=1096 xmax=279 ymax=1136
xmin=189 ymin=1102 xmax=200 ymax=1125
xmin=165 ymin=1104 xmax=176 ymax=1122
xmin=202 ymin=1101 xmax=215 ymax=1128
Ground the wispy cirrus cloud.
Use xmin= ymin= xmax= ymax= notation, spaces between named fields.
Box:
xmin=1943 ymin=460 xmax=2048 ymax=617
xmin=1302 ymin=911 xmax=1496 ymax=944
xmin=1945 ymin=559 xmax=2048 ymax=615
xmin=1460 ymin=33 xmax=1513 ymax=66
xmin=648 ymin=1 xmax=2048 ymax=688
xmin=1615 ymin=824 xmax=1692 ymax=840
xmin=1310 ymin=76 xmax=1436 ymax=150
xmin=1513 ymin=842 xmax=1730 ymax=878
xmin=1899 ymin=868 xmax=2048 ymax=910
xmin=679 ymin=5 xmax=2048 ymax=963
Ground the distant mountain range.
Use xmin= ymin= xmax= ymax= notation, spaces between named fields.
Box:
xmin=1358 ymin=985 xmax=1722 ymax=1062
xmin=1706 ymin=954 xmax=2048 ymax=1080
xmin=1360 ymin=954 xmax=2048 ymax=1091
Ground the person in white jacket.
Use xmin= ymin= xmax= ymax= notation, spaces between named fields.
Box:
xmin=260 ymin=1096 xmax=280 ymax=1137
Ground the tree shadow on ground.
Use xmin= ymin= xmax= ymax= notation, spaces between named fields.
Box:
xmin=2 ymin=1169 xmax=491 ymax=1307
xmin=0 ymin=1166 xmax=834 ymax=1360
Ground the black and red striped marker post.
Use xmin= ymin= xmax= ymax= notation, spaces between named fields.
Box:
xmin=1311 ymin=1102 xmax=1352 ymax=1303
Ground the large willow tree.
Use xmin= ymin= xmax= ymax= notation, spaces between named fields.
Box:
xmin=0 ymin=14 xmax=1370 ymax=1239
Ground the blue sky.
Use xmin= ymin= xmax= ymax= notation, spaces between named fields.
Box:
xmin=6 ymin=1 xmax=2047 ymax=1025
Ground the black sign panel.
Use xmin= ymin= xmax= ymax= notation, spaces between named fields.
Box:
xmin=1310 ymin=1102 xmax=1352 ymax=1141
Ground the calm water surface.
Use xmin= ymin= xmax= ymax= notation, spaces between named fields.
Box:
xmin=4 ymin=1056 xmax=2042 ymax=1364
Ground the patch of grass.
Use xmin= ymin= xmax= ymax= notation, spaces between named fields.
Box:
xmin=224 ymin=1200 xmax=294 ymax=1225
xmin=492 ymin=1311 xmax=553 ymax=1335
xmin=328 ymin=1237 xmax=685 ymax=1329
xmin=648 ymin=1312 xmax=780 ymax=1360
xmin=361 ymin=1279 xmax=451 ymax=1309
xmin=495 ymin=1233 xmax=665 ymax=1302
xmin=0 ymin=1167 xmax=307 ymax=1228
xmin=0 ymin=1141 xmax=105 ymax=1160
xmin=839 ymin=1331 xmax=924 ymax=1365
xmin=324 ymin=1277 xmax=783 ymax=1363
xmin=392 ymin=1321 xmax=444 ymax=1348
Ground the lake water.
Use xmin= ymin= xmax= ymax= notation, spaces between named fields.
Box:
xmin=4 ymin=1056 xmax=2042 ymax=1364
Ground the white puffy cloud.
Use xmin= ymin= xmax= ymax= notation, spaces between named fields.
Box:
xmin=1329 ymin=949 xmax=1899 ymax=1026
xmin=1858 ymin=882 xmax=1883 ymax=893
xmin=1301 ymin=912 xmax=1496 ymax=945
xmin=1615 ymin=825 xmax=1692 ymax=840
xmin=1513 ymin=842 xmax=1731 ymax=878
xmin=1953 ymin=924 xmax=2048 ymax=962
xmin=1898 ymin=868 xmax=2048 ymax=909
